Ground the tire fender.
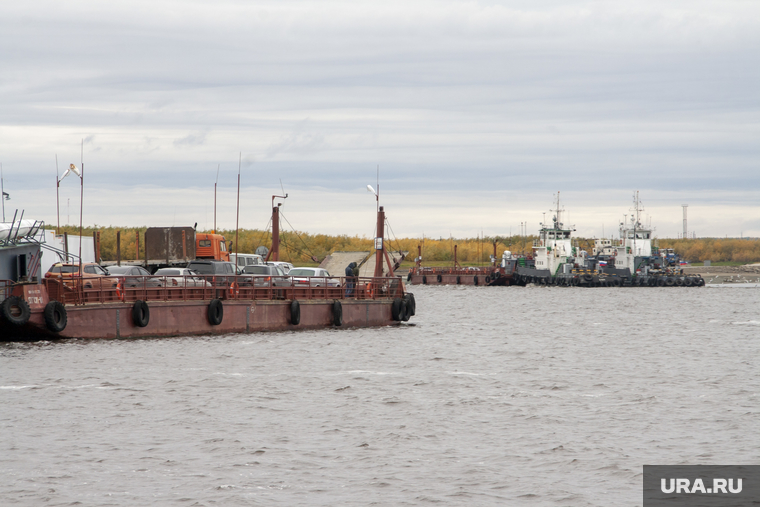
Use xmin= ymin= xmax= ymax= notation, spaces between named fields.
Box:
xmin=208 ymin=298 xmax=223 ymax=325
xmin=1 ymin=296 xmax=31 ymax=327
xmin=290 ymin=299 xmax=301 ymax=325
xmin=132 ymin=300 xmax=150 ymax=327
xmin=332 ymin=300 xmax=343 ymax=326
xmin=44 ymin=301 xmax=68 ymax=333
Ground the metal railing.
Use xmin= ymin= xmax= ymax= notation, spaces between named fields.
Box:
xmin=43 ymin=275 xmax=405 ymax=306
xmin=412 ymin=267 xmax=497 ymax=275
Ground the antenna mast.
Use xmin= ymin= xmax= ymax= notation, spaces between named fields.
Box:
xmin=214 ymin=164 xmax=220 ymax=233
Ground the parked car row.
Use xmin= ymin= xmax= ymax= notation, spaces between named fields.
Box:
xmin=44 ymin=260 xmax=341 ymax=289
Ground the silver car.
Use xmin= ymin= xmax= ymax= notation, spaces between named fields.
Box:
xmin=154 ymin=267 xmax=212 ymax=287
xmin=242 ymin=265 xmax=291 ymax=287
xmin=288 ymin=267 xmax=341 ymax=288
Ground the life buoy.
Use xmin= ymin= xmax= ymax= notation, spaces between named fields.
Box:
xmin=290 ymin=300 xmax=301 ymax=325
xmin=132 ymin=300 xmax=150 ymax=327
xmin=436 ymin=274 xmax=442 ymax=283
xmin=1 ymin=296 xmax=31 ymax=327
xmin=115 ymin=281 xmax=123 ymax=301
xmin=332 ymin=300 xmax=343 ymax=326
xmin=228 ymin=282 xmax=239 ymax=298
xmin=208 ymin=299 xmax=223 ymax=325
xmin=43 ymin=301 xmax=67 ymax=333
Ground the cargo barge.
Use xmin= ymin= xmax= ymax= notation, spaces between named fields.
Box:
xmin=1 ymin=205 xmax=415 ymax=340
xmin=407 ymin=244 xmax=519 ymax=286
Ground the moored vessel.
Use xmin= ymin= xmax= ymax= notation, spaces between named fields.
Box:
xmin=1 ymin=204 xmax=415 ymax=341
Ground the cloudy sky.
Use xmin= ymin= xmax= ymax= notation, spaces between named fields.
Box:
xmin=1 ymin=0 xmax=758 ymax=239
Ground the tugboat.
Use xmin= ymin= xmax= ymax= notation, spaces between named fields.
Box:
xmin=512 ymin=192 xmax=704 ymax=288
xmin=512 ymin=193 xmax=591 ymax=286
xmin=593 ymin=192 xmax=704 ymax=287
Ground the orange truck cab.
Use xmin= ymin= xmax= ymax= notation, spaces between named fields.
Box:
xmin=195 ymin=233 xmax=230 ymax=261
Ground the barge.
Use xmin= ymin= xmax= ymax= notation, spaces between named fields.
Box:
xmin=407 ymin=244 xmax=519 ymax=286
xmin=1 ymin=205 xmax=415 ymax=340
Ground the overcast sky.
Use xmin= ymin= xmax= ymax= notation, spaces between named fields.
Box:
xmin=1 ymin=0 xmax=758 ymax=238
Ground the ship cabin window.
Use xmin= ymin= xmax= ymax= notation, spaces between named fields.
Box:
xmin=643 ymin=232 xmax=650 ymax=239
xmin=560 ymin=231 xmax=570 ymax=238
xmin=548 ymin=232 xmax=555 ymax=239
xmin=199 ymin=240 xmax=211 ymax=247
xmin=220 ymin=241 xmax=227 ymax=252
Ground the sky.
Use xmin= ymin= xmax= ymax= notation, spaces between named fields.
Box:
xmin=1 ymin=0 xmax=758 ymax=239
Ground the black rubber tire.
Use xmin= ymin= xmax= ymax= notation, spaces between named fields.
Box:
xmin=493 ymin=271 xmax=501 ymax=279
xmin=290 ymin=300 xmax=301 ymax=325
xmin=675 ymin=278 xmax=685 ymax=287
xmin=392 ymin=297 xmax=404 ymax=321
xmin=43 ymin=301 xmax=67 ymax=333
xmin=474 ymin=276 xmax=479 ymax=286
xmin=1 ymin=296 xmax=31 ymax=326
xmin=665 ymin=277 xmax=675 ymax=287
xmin=657 ymin=278 xmax=666 ymax=287
xmin=684 ymin=277 xmax=693 ymax=287
xmin=698 ymin=278 xmax=706 ymax=287
xmin=583 ymin=274 xmax=593 ymax=282
xmin=407 ymin=272 xmax=412 ymax=282
xmin=485 ymin=274 xmax=491 ymax=283
xmin=513 ymin=273 xmax=521 ymax=283
xmin=436 ymin=274 xmax=442 ymax=283
xmin=403 ymin=293 xmax=416 ymax=316
xmin=132 ymin=300 xmax=150 ymax=327
xmin=612 ymin=278 xmax=621 ymax=287
xmin=422 ymin=275 xmax=427 ymax=285
xmin=333 ymin=300 xmax=343 ymax=326
xmin=1 ymin=296 xmax=30 ymax=326
xmin=456 ymin=276 xmax=461 ymax=285
xmin=208 ymin=299 xmax=223 ymax=325
xmin=572 ymin=278 xmax=580 ymax=286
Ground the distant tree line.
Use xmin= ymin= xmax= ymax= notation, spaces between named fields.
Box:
xmin=50 ymin=226 xmax=760 ymax=265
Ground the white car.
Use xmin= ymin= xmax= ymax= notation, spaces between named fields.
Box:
xmin=288 ymin=267 xmax=341 ymax=287
xmin=154 ymin=267 xmax=212 ymax=287
xmin=266 ymin=261 xmax=294 ymax=274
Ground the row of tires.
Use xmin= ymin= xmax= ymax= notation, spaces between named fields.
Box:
xmin=417 ymin=274 xmax=485 ymax=286
xmin=0 ymin=293 xmax=418 ymax=334
xmin=0 ymin=296 xmax=69 ymax=333
xmin=512 ymin=273 xmax=705 ymax=287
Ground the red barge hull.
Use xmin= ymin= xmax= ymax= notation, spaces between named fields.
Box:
xmin=1 ymin=278 xmax=413 ymax=341
xmin=407 ymin=268 xmax=512 ymax=287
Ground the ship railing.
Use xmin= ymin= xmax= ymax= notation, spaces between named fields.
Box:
xmin=412 ymin=267 xmax=496 ymax=275
xmin=43 ymin=275 xmax=405 ymax=306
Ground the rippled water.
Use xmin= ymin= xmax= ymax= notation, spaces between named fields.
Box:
xmin=2 ymin=286 xmax=758 ymax=506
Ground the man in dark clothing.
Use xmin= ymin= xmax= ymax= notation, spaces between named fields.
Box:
xmin=345 ymin=262 xmax=357 ymax=296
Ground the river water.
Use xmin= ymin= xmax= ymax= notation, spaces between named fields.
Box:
xmin=2 ymin=285 xmax=758 ymax=506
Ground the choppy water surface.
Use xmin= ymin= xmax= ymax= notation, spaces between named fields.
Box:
xmin=2 ymin=286 xmax=759 ymax=506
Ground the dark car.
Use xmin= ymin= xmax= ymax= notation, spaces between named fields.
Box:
xmin=242 ymin=264 xmax=291 ymax=287
xmin=106 ymin=265 xmax=164 ymax=287
xmin=186 ymin=260 xmax=252 ymax=286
